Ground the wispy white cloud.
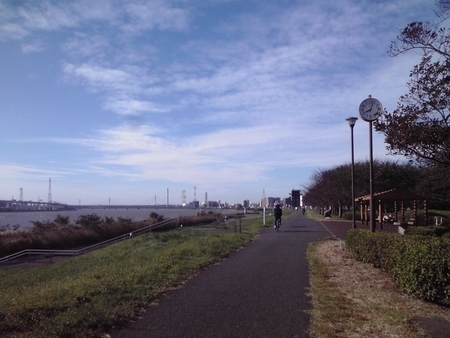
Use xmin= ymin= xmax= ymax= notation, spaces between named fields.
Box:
xmin=63 ymin=63 xmax=140 ymax=92
xmin=21 ymin=39 xmax=44 ymax=53
xmin=62 ymin=33 xmax=110 ymax=58
xmin=0 ymin=164 xmax=69 ymax=181
xmin=103 ymin=99 xmax=168 ymax=116
xmin=62 ymin=62 xmax=165 ymax=115
xmin=0 ymin=0 xmax=190 ymax=41
xmin=122 ymin=1 xmax=190 ymax=33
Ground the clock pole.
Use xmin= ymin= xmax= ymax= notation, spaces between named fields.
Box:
xmin=358 ymin=95 xmax=383 ymax=233
xmin=369 ymin=120 xmax=375 ymax=232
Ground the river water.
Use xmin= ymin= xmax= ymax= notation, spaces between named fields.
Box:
xmin=0 ymin=207 xmax=240 ymax=230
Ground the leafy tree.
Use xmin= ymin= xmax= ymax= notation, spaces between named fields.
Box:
xmin=76 ymin=213 xmax=102 ymax=229
xmin=54 ymin=214 xmax=70 ymax=226
xmin=149 ymin=212 xmax=164 ymax=222
xmin=117 ymin=217 xmax=133 ymax=226
xmin=303 ymin=160 xmax=420 ymax=215
xmin=375 ymin=1 xmax=450 ymax=166
xmin=104 ymin=216 xmax=115 ymax=225
xmin=416 ymin=163 xmax=450 ymax=208
xmin=30 ymin=220 xmax=55 ymax=231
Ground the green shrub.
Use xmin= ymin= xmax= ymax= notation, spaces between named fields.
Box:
xmin=345 ymin=229 xmax=381 ymax=265
xmin=342 ymin=211 xmax=361 ymax=221
xmin=393 ymin=236 xmax=450 ymax=304
xmin=406 ymin=226 xmax=450 ymax=237
xmin=345 ymin=229 xmax=450 ymax=305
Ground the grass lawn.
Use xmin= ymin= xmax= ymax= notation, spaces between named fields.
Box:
xmin=0 ymin=213 xmax=279 ymax=338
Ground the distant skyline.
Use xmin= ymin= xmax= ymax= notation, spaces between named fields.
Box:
xmin=0 ymin=0 xmax=435 ymax=205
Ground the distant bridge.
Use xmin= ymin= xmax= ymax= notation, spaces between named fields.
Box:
xmin=0 ymin=200 xmax=73 ymax=212
xmin=71 ymin=204 xmax=193 ymax=210
xmin=0 ymin=200 xmax=206 ymax=212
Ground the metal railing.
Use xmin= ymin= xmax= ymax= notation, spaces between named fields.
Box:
xmin=0 ymin=218 xmax=176 ymax=266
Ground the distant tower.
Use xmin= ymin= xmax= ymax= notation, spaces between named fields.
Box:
xmin=205 ymin=192 xmax=207 ymax=206
xmin=167 ymin=188 xmax=169 ymax=206
xmin=182 ymin=190 xmax=186 ymax=205
xmin=48 ymin=178 xmax=52 ymax=203
xmin=291 ymin=189 xmax=301 ymax=208
xmin=20 ymin=188 xmax=23 ymax=201
xmin=194 ymin=186 xmax=197 ymax=202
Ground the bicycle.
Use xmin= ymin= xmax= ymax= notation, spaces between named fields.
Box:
xmin=274 ymin=218 xmax=281 ymax=232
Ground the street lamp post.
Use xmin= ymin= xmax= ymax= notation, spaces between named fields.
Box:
xmin=346 ymin=117 xmax=358 ymax=229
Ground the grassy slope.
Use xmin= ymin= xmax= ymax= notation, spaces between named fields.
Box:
xmin=0 ymin=212 xmax=289 ymax=338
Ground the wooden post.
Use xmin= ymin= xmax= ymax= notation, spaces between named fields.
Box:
xmin=234 ymin=218 xmax=242 ymax=233
xmin=394 ymin=201 xmax=398 ymax=222
xmin=401 ymin=201 xmax=405 ymax=223
xmin=360 ymin=200 xmax=364 ymax=224
xmin=378 ymin=200 xmax=383 ymax=230
xmin=365 ymin=202 xmax=369 ymax=226
xmin=413 ymin=200 xmax=417 ymax=227
xmin=423 ymin=199 xmax=427 ymax=226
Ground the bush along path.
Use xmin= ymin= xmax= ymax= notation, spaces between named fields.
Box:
xmin=345 ymin=229 xmax=450 ymax=306
xmin=308 ymin=239 xmax=450 ymax=337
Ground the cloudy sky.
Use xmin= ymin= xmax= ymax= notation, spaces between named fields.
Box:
xmin=0 ymin=0 xmax=436 ymax=206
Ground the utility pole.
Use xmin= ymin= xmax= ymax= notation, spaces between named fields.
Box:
xmin=48 ymin=178 xmax=52 ymax=203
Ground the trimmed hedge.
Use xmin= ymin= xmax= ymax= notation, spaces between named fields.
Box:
xmin=342 ymin=211 xmax=361 ymax=221
xmin=405 ymin=226 xmax=450 ymax=237
xmin=345 ymin=229 xmax=450 ymax=305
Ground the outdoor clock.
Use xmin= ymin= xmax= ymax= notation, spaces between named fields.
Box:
xmin=359 ymin=97 xmax=383 ymax=122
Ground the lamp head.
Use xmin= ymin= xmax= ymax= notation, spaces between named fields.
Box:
xmin=346 ymin=117 xmax=358 ymax=128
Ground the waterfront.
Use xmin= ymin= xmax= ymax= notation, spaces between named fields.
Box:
xmin=0 ymin=207 xmax=241 ymax=230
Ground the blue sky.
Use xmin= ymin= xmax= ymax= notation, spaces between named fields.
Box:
xmin=0 ymin=0 xmax=435 ymax=206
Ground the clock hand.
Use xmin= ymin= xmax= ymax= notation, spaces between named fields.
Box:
xmin=365 ymin=101 xmax=374 ymax=113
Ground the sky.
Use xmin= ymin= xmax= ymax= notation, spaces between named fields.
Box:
xmin=0 ymin=0 xmax=437 ymax=206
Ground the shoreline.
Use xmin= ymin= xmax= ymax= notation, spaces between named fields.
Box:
xmin=0 ymin=207 xmax=254 ymax=231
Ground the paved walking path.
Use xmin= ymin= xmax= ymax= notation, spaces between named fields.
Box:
xmin=112 ymin=212 xmax=329 ymax=338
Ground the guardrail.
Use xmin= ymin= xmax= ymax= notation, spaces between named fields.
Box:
xmin=0 ymin=218 xmax=177 ymax=266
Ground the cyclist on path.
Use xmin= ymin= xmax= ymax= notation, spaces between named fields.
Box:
xmin=274 ymin=203 xmax=282 ymax=230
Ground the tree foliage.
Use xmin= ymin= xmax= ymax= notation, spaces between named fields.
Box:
xmin=375 ymin=55 xmax=450 ymax=166
xmin=375 ymin=1 xmax=450 ymax=167
xmin=76 ymin=213 xmax=102 ymax=230
xmin=303 ymin=160 xmax=420 ymax=212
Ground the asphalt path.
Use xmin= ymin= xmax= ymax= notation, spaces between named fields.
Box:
xmin=112 ymin=212 xmax=330 ymax=338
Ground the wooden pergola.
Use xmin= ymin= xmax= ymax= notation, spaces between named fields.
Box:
xmin=356 ymin=188 xmax=429 ymax=229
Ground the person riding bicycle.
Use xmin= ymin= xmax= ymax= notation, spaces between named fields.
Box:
xmin=274 ymin=203 xmax=282 ymax=229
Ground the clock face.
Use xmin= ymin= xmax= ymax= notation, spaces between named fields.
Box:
xmin=359 ymin=98 xmax=383 ymax=122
